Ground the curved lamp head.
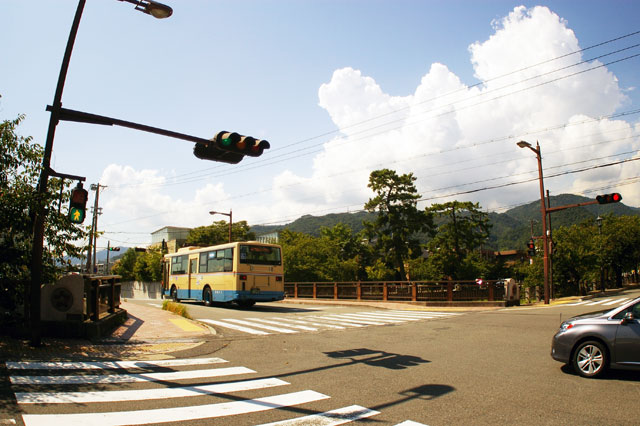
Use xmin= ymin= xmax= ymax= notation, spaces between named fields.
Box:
xmin=119 ymin=0 xmax=173 ymax=19
xmin=516 ymin=140 xmax=531 ymax=149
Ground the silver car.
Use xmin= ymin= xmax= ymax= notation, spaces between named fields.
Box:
xmin=551 ymin=296 xmax=640 ymax=378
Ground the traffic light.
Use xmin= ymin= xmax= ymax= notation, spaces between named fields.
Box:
xmin=193 ymin=131 xmax=270 ymax=164
xmin=108 ymin=247 xmax=121 ymax=252
xmin=596 ymin=193 xmax=622 ymax=204
xmin=68 ymin=183 xmax=88 ymax=224
xmin=527 ymin=239 xmax=536 ymax=256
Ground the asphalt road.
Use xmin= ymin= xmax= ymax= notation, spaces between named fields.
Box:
xmin=5 ymin=291 xmax=640 ymax=425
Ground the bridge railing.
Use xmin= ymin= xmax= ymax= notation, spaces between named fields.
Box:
xmin=284 ymin=280 xmax=508 ymax=303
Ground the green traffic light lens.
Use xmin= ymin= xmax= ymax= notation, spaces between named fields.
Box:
xmin=221 ymin=137 xmax=231 ymax=146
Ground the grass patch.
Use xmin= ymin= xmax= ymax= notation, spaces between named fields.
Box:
xmin=162 ymin=300 xmax=191 ymax=319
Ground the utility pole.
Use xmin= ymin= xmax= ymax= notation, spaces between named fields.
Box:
xmin=86 ymin=183 xmax=106 ymax=274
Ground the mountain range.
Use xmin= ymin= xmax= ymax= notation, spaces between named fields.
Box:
xmin=251 ymin=194 xmax=639 ymax=251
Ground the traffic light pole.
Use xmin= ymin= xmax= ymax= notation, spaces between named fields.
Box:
xmin=29 ymin=0 xmax=87 ymax=347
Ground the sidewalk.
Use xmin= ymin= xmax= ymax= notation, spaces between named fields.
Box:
xmin=0 ymin=301 xmax=214 ymax=362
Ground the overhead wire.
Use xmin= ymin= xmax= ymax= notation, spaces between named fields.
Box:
xmin=99 ymin=31 xmax=640 ymax=233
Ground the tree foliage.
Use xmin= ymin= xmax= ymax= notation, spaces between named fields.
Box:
xmin=425 ymin=201 xmax=491 ymax=280
xmin=0 ymin=113 xmax=88 ymax=316
xmin=112 ymin=248 xmax=162 ymax=282
xmin=363 ymin=169 xmax=434 ymax=280
xmin=186 ymin=220 xmax=255 ymax=246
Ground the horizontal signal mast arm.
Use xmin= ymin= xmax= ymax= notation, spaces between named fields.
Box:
xmin=546 ymin=200 xmax=598 ymax=214
xmin=47 ymin=105 xmax=211 ymax=145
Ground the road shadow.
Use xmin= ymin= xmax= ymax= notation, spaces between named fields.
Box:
xmin=109 ymin=312 xmax=144 ymax=342
xmin=560 ymin=364 xmax=640 ymax=381
xmin=324 ymin=348 xmax=430 ymax=370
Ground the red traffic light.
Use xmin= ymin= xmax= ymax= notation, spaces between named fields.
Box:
xmin=596 ymin=193 xmax=622 ymax=204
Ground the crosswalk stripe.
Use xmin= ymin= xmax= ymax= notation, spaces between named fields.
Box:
xmin=386 ymin=310 xmax=459 ymax=317
xmin=256 ymin=404 xmax=380 ymax=426
xmin=6 ymin=357 xmax=228 ymax=371
xmin=10 ymin=367 xmax=255 ymax=385
xmin=586 ymin=298 xmax=613 ymax=305
xmin=307 ymin=316 xmax=367 ymax=327
xmin=198 ymin=318 xmax=271 ymax=335
xmin=336 ymin=313 xmax=408 ymax=323
xmin=565 ymin=300 xmax=588 ymax=306
xmin=16 ymin=377 xmax=290 ymax=404
xmin=223 ymin=318 xmax=299 ymax=333
xmin=603 ymin=298 xmax=629 ymax=305
xmin=246 ymin=317 xmax=318 ymax=331
xmin=394 ymin=421 xmax=430 ymax=426
xmin=272 ymin=317 xmax=346 ymax=330
xmin=321 ymin=314 xmax=388 ymax=325
xmin=21 ymin=390 xmax=330 ymax=426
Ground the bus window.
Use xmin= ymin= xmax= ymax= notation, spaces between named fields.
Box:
xmin=171 ymin=255 xmax=188 ymax=275
xmin=199 ymin=249 xmax=233 ymax=273
xmin=239 ymin=245 xmax=281 ymax=266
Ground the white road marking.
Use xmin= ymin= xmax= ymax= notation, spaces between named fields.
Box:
xmin=320 ymin=314 xmax=388 ymax=325
xmin=223 ymin=318 xmax=299 ymax=333
xmin=16 ymin=377 xmax=289 ymax=404
xmin=564 ymin=301 xmax=589 ymax=306
xmin=586 ymin=298 xmax=613 ymax=305
xmin=21 ymin=390 xmax=330 ymax=426
xmin=339 ymin=313 xmax=414 ymax=323
xmin=6 ymin=357 xmax=227 ymax=370
xmin=256 ymin=405 xmax=380 ymax=426
xmin=10 ymin=367 xmax=254 ymax=385
xmin=272 ymin=317 xmax=346 ymax=329
xmin=306 ymin=316 xmax=367 ymax=327
xmin=246 ymin=317 xmax=318 ymax=331
xmin=603 ymin=298 xmax=629 ymax=305
xmin=394 ymin=421 xmax=430 ymax=426
xmin=198 ymin=318 xmax=271 ymax=335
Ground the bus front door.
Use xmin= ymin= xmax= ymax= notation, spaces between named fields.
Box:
xmin=188 ymin=258 xmax=197 ymax=299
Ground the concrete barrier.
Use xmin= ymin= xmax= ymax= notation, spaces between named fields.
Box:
xmin=121 ymin=281 xmax=163 ymax=300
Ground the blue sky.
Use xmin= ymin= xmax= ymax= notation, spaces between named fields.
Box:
xmin=2 ymin=1 xmax=640 ymax=249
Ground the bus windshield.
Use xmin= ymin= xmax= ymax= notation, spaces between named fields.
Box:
xmin=239 ymin=245 xmax=281 ymax=266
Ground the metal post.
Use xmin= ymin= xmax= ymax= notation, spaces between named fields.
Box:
xmin=534 ymin=142 xmax=550 ymax=305
xmin=29 ymin=0 xmax=86 ymax=346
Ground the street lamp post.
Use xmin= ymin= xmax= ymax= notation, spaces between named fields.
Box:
xmin=209 ymin=210 xmax=233 ymax=243
xmin=517 ymin=140 xmax=550 ymax=304
xmin=29 ymin=0 xmax=172 ymax=347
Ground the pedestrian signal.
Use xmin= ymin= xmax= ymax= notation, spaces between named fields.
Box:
xmin=596 ymin=193 xmax=622 ymax=204
xmin=68 ymin=183 xmax=88 ymax=224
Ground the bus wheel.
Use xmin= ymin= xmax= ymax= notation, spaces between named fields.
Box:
xmin=171 ymin=286 xmax=179 ymax=302
xmin=237 ymin=300 xmax=255 ymax=309
xmin=203 ymin=287 xmax=213 ymax=307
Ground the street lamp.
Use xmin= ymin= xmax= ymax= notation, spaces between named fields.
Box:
xmin=118 ymin=0 xmax=173 ymax=19
xmin=517 ymin=140 xmax=550 ymax=304
xmin=210 ymin=210 xmax=233 ymax=243
xmin=29 ymin=0 xmax=172 ymax=347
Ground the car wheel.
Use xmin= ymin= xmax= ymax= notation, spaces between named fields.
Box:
xmin=203 ymin=287 xmax=212 ymax=307
xmin=573 ymin=340 xmax=607 ymax=378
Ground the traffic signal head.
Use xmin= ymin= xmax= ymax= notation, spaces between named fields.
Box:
xmin=193 ymin=131 xmax=270 ymax=164
xmin=527 ymin=239 xmax=536 ymax=256
xmin=108 ymin=247 xmax=121 ymax=251
xmin=68 ymin=183 xmax=88 ymax=224
xmin=596 ymin=193 xmax=622 ymax=204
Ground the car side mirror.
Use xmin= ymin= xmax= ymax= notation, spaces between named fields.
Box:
xmin=621 ymin=312 xmax=636 ymax=325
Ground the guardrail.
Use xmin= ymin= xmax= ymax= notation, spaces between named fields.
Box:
xmin=86 ymin=275 xmax=121 ymax=321
xmin=284 ymin=280 xmax=510 ymax=303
